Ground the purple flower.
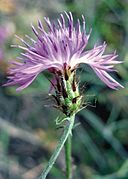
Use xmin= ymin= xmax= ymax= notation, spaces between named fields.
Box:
xmin=0 ymin=49 xmax=4 ymax=61
xmin=4 ymin=12 xmax=123 ymax=91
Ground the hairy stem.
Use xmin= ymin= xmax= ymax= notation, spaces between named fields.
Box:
xmin=39 ymin=115 xmax=75 ymax=179
xmin=65 ymin=134 xmax=72 ymax=179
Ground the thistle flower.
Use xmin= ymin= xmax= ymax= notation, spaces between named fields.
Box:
xmin=4 ymin=12 xmax=123 ymax=115
xmin=4 ymin=12 xmax=124 ymax=178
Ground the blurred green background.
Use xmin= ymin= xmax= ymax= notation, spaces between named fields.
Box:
xmin=0 ymin=0 xmax=128 ymax=178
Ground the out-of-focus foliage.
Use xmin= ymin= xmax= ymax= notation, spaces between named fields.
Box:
xmin=0 ymin=0 xmax=128 ymax=178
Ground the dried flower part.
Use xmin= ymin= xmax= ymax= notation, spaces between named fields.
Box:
xmin=4 ymin=12 xmax=123 ymax=92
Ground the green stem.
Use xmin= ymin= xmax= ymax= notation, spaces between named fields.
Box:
xmin=65 ymin=134 xmax=72 ymax=179
xmin=39 ymin=115 xmax=75 ymax=179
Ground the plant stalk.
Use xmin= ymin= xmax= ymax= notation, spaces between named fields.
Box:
xmin=65 ymin=134 xmax=72 ymax=179
xmin=39 ymin=115 xmax=75 ymax=179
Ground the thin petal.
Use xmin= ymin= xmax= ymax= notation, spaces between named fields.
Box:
xmin=16 ymin=75 xmax=38 ymax=91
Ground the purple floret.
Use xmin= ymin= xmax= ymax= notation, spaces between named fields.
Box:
xmin=4 ymin=12 xmax=123 ymax=91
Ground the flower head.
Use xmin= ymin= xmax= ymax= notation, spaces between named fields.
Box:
xmin=4 ymin=12 xmax=124 ymax=116
xmin=5 ymin=12 xmax=123 ymax=92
